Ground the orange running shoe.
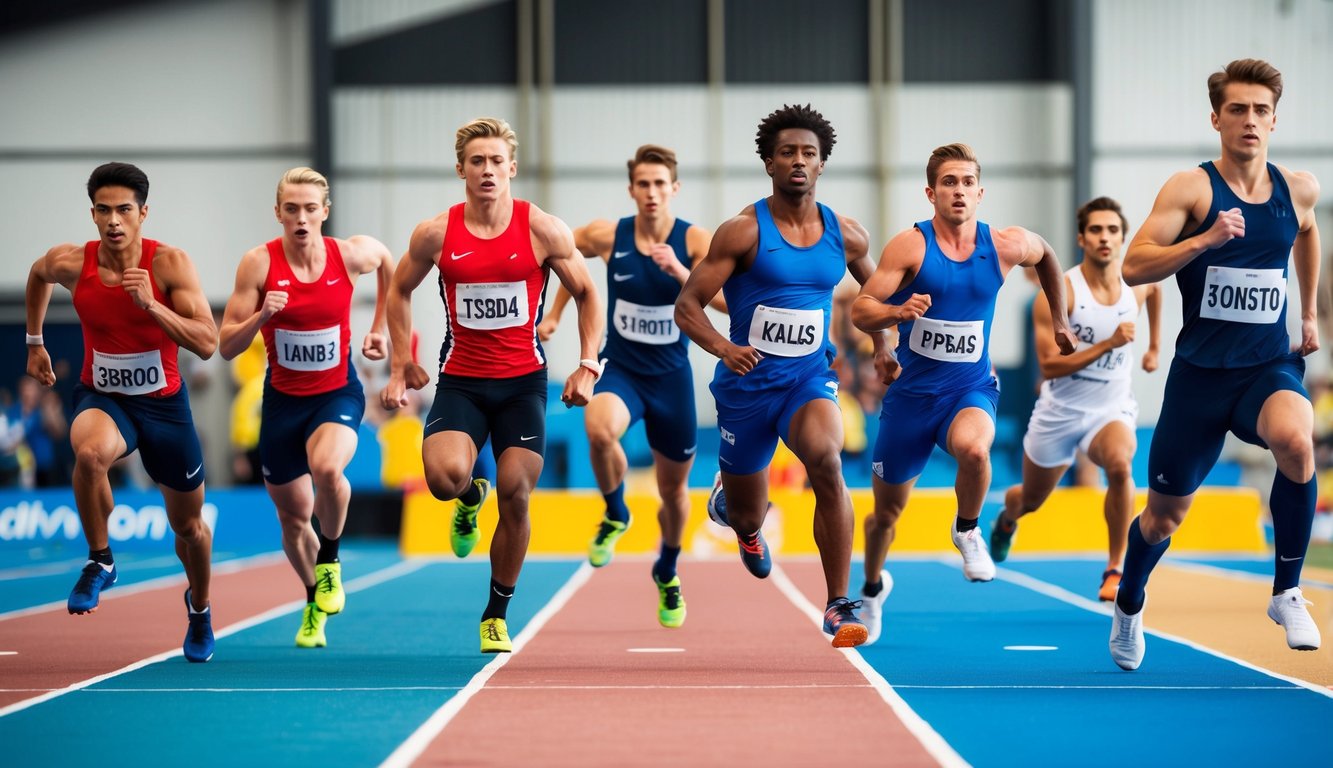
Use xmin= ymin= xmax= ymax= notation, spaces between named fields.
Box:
xmin=1099 ymin=569 xmax=1122 ymax=602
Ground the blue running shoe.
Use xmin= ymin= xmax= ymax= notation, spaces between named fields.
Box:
xmin=822 ymin=597 xmax=868 ymax=648
xmin=737 ymin=529 xmax=772 ymax=579
xmin=68 ymin=560 xmax=117 ymax=614
xmin=183 ymin=589 xmax=214 ymax=663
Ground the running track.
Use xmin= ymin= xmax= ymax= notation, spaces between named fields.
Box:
xmin=1 ymin=543 xmax=1329 ymax=767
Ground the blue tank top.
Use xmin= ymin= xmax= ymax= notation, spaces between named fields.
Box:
xmin=889 ymin=220 xmax=1004 ymax=396
xmin=1174 ymin=161 xmax=1297 ymax=368
xmin=601 ymin=216 xmax=693 ymax=374
xmin=714 ymin=198 xmax=844 ymax=393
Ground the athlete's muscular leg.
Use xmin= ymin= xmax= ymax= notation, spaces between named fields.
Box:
xmin=305 ymin=422 xmax=359 ymax=540
xmin=1257 ymin=389 xmax=1317 ymax=591
xmin=1139 ymin=490 xmax=1192 ymax=544
xmin=491 ymin=447 xmax=542 ymax=586
xmin=1001 ymin=454 xmax=1069 ymax=526
xmin=423 ymin=431 xmax=480 ymax=501
xmin=1257 ymin=391 xmax=1315 ymax=483
xmin=1087 ymin=421 xmax=1137 ymax=569
xmin=722 ymin=469 xmax=771 ymax=538
xmin=162 ymin=482 xmax=212 ymax=610
xmin=584 ymin=393 xmax=632 ymax=494
xmin=69 ymin=409 xmax=127 ymax=551
xmin=946 ymin=407 xmax=995 ymax=522
xmin=787 ymin=398 xmax=853 ymax=602
xmin=866 ymin=476 xmax=914 ymax=582
xmin=266 ymin=476 xmax=317 ymax=588
xmin=652 ymin=450 xmax=693 ymax=549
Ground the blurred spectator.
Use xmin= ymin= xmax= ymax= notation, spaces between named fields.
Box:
xmin=7 ymin=375 xmax=71 ymax=487
xmin=229 ymin=335 xmax=266 ymax=484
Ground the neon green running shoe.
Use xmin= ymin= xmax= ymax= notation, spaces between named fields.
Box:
xmin=314 ymin=562 xmax=344 ymax=614
xmin=654 ymin=574 xmax=686 ymax=628
xmin=587 ymin=517 xmax=630 ymax=567
xmin=451 ymin=478 xmax=491 ymax=558
xmin=480 ymin=617 xmax=512 ymax=653
xmin=295 ymin=603 xmax=328 ymax=648
xmin=988 ymin=516 xmax=1018 ymax=563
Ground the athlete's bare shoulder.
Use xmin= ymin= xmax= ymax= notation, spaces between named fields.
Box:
xmin=1274 ymin=163 xmax=1320 ymax=212
xmin=408 ymin=211 xmax=449 ymax=264
xmin=835 ymin=212 xmax=869 ymax=261
xmin=527 ymin=202 xmax=576 ymax=261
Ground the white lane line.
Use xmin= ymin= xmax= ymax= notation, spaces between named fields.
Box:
xmin=768 ymin=563 xmax=971 ymax=768
xmin=379 ymin=562 xmax=594 ymax=768
xmin=0 ymin=557 xmax=432 ymax=719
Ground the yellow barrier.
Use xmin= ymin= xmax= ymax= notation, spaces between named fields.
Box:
xmin=400 ymin=486 xmax=1266 ymax=556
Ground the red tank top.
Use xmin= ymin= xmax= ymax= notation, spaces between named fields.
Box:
xmin=73 ymin=239 xmax=181 ymax=397
xmin=437 ymin=200 xmax=549 ymax=377
xmin=259 ymin=237 xmax=354 ymax=395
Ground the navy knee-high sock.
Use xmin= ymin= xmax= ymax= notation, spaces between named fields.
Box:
xmin=653 ymin=544 xmax=681 ymax=583
xmin=603 ymin=484 xmax=630 ymax=524
xmin=1270 ymin=472 xmax=1316 ymax=593
xmin=1115 ymin=515 xmax=1170 ymax=615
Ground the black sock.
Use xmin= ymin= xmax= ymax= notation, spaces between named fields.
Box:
xmin=954 ymin=516 xmax=979 ymax=533
xmin=863 ymin=578 xmax=884 ymax=598
xmin=316 ymin=532 xmax=340 ymax=565
xmin=458 ymin=478 xmax=482 ymax=506
xmin=305 ymin=584 xmax=317 ymax=604
xmin=1270 ymin=471 xmax=1316 ymax=594
xmin=483 ymin=579 xmax=514 ymax=620
xmin=89 ymin=547 xmax=113 ymax=566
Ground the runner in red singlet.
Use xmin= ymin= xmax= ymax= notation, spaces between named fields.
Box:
xmin=219 ymin=167 xmax=393 ymax=649
xmin=380 ymin=117 xmax=603 ymax=653
xmin=25 ymin=162 xmax=219 ymax=662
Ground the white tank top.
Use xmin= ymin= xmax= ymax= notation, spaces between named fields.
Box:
xmin=1042 ymin=266 xmax=1137 ymax=409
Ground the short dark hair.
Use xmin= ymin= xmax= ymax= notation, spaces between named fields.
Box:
xmin=1076 ymin=196 xmax=1129 ymax=235
xmin=1207 ymin=58 xmax=1283 ymax=113
xmin=755 ymin=104 xmax=836 ymax=162
xmin=925 ymin=143 xmax=979 ymax=188
xmin=627 ymin=144 xmax=678 ymax=182
xmin=87 ymin=162 xmax=149 ymax=206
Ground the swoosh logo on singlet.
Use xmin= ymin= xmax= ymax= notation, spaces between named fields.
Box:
xmin=327 ymin=278 xmax=341 ymax=286
xmin=450 ymin=251 xmax=474 ymax=260
xmin=613 ymin=250 xmax=631 ymax=259
xmin=613 ymin=273 xmax=633 ymax=282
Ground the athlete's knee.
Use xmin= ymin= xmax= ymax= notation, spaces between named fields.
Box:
xmin=585 ymin=420 xmax=622 ymax=453
xmin=424 ymin=467 xmax=470 ymax=501
xmin=1267 ymin=429 xmax=1314 ymax=471
xmin=802 ymin=448 xmax=844 ymax=487
xmin=954 ymin=440 xmax=990 ymax=471
xmin=1139 ymin=506 xmax=1184 ymax=540
xmin=1101 ymin=453 xmax=1133 ymax=485
xmin=869 ymin=502 xmax=904 ymax=529
xmin=307 ymin=459 xmax=347 ymax=494
xmin=73 ymin=443 xmax=116 ymax=477
xmin=171 ymin=511 xmax=210 ymax=543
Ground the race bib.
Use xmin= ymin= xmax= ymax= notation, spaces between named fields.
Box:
xmin=748 ymin=305 xmax=823 ymax=357
xmin=92 ymin=349 xmax=165 ymax=396
xmin=456 ymin=281 xmax=528 ymax=330
xmin=1078 ymin=342 xmax=1130 ymax=381
xmin=613 ymin=299 xmax=678 ymax=345
xmin=909 ymin=317 xmax=984 ymax=363
xmin=1200 ymin=266 xmax=1284 ymax=324
xmin=275 ymin=326 xmax=340 ymax=371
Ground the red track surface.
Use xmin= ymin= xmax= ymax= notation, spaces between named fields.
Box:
xmin=415 ymin=559 xmax=939 ymax=767
xmin=0 ymin=560 xmax=295 ymax=710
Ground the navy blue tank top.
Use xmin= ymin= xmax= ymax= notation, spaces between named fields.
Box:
xmin=714 ymin=199 xmax=844 ymax=393
xmin=889 ymin=220 xmax=1004 ymax=396
xmin=602 ymin=216 xmax=693 ymax=374
xmin=1174 ymin=162 xmax=1297 ymax=368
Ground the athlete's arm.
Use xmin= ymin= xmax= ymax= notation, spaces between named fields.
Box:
xmin=1141 ymin=282 xmax=1162 ymax=372
xmin=25 ymin=244 xmax=83 ymax=387
xmin=343 ymin=235 xmax=395 ymax=361
xmin=381 ymin=218 xmax=440 ymax=410
xmin=141 ymin=246 xmax=219 ymax=360
xmin=1032 ymin=275 xmax=1127 ymax=379
xmin=218 ymin=247 xmax=280 ymax=361
xmin=1000 ymin=227 xmax=1076 ymax=356
xmin=538 ymin=220 xmax=612 ymax=341
xmin=537 ymin=211 xmax=603 ymax=407
xmin=681 ymin=224 xmax=727 ymax=313
xmin=850 ymin=228 xmax=929 ymax=333
xmin=841 ymin=214 xmax=897 ymax=384
xmin=675 ymin=210 xmax=763 ymax=375
xmin=1124 ymin=169 xmax=1240 ymax=285
xmin=1288 ymin=168 xmax=1322 ymax=356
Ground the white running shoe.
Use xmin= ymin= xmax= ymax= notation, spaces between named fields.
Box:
xmin=950 ymin=521 xmax=995 ymax=582
xmin=1267 ymin=587 xmax=1321 ymax=651
xmin=860 ymin=569 xmax=894 ymax=645
xmin=706 ymin=471 xmax=728 ymax=527
xmin=1109 ymin=601 xmax=1145 ymax=671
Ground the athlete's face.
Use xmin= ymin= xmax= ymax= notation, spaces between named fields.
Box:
xmin=275 ymin=183 xmax=329 ymax=245
xmin=925 ymin=160 xmax=983 ymax=226
xmin=90 ymin=186 xmax=146 ymax=254
xmin=1211 ymin=82 xmax=1276 ymax=160
xmin=628 ymin=163 xmax=677 ymax=219
xmin=764 ymin=128 xmax=823 ymax=194
xmin=1077 ymin=210 xmax=1125 ymax=268
xmin=457 ymin=137 xmax=516 ymax=201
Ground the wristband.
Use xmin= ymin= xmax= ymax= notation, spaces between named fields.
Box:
xmin=578 ymin=358 xmax=604 ymax=380
xmin=25 ymin=333 xmax=43 ymax=347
